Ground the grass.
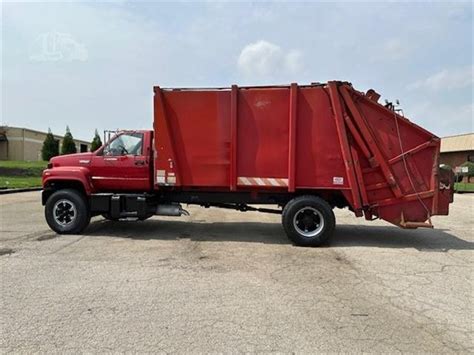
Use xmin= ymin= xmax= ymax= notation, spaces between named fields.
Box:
xmin=0 ymin=160 xmax=47 ymax=176
xmin=454 ymin=182 xmax=474 ymax=193
xmin=0 ymin=176 xmax=42 ymax=189
xmin=0 ymin=160 xmax=47 ymax=169
xmin=0 ymin=161 xmax=46 ymax=189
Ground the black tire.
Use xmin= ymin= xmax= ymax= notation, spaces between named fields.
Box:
xmin=45 ymin=189 xmax=90 ymax=234
xmin=282 ymin=195 xmax=335 ymax=247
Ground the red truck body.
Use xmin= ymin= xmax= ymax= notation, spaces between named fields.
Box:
xmin=154 ymin=82 xmax=452 ymax=228
xmin=42 ymin=81 xmax=454 ymax=246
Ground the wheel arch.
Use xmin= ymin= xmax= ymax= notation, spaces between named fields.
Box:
xmin=285 ymin=189 xmax=350 ymax=209
xmin=42 ymin=178 xmax=89 ymax=205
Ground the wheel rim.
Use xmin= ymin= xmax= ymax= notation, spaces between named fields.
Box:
xmin=293 ymin=207 xmax=324 ymax=238
xmin=53 ymin=199 xmax=77 ymax=226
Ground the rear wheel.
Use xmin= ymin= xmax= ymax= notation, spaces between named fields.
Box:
xmin=45 ymin=189 xmax=90 ymax=234
xmin=282 ymin=195 xmax=335 ymax=247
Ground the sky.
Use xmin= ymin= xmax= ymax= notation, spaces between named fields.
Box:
xmin=2 ymin=0 xmax=473 ymax=141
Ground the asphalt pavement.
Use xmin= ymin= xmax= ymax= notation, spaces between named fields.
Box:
xmin=1 ymin=191 xmax=472 ymax=353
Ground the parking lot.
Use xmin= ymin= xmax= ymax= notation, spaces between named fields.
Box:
xmin=1 ymin=191 xmax=472 ymax=353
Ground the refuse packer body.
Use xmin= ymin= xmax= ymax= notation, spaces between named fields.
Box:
xmin=42 ymin=81 xmax=454 ymax=246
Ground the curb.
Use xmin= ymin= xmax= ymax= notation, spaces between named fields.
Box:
xmin=0 ymin=187 xmax=42 ymax=195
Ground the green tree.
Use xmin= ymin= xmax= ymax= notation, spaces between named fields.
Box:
xmin=460 ymin=161 xmax=474 ymax=176
xmin=61 ymin=126 xmax=77 ymax=155
xmin=41 ymin=128 xmax=59 ymax=161
xmin=91 ymin=129 xmax=103 ymax=151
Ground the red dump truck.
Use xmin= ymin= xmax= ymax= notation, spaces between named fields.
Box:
xmin=42 ymin=81 xmax=454 ymax=246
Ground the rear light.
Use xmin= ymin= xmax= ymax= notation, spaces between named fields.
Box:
xmin=47 ymin=163 xmax=53 ymax=169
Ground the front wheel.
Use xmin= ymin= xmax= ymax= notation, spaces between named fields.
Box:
xmin=282 ymin=195 xmax=335 ymax=247
xmin=45 ymin=189 xmax=90 ymax=234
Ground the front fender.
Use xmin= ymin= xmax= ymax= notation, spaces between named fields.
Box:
xmin=42 ymin=166 xmax=92 ymax=198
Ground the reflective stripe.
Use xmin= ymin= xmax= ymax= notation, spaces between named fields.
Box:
xmin=268 ymin=178 xmax=279 ymax=187
xmin=237 ymin=177 xmax=288 ymax=187
xmin=239 ymin=177 xmax=251 ymax=185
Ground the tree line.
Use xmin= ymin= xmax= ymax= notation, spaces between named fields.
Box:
xmin=41 ymin=127 xmax=103 ymax=161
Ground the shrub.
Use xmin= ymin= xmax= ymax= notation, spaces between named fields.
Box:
xmin=41 ymin=128 xmax=59 ymax=161
xmin=61 ymin=126 xmax=77 ymax=155
xmin=91 ymin=129 xmax=103 ymax=151
xmin=459 ymin=161 xmax=474 ymax=176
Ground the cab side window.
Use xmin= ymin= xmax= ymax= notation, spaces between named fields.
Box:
xmin=101 ymin=133 xmax=143 ymax=156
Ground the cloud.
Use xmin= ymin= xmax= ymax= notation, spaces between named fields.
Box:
xmin=284 ymin=50 xmax=303 ymax=73
xmin=237 ymin=40 xmax=303 ymax=78
xmin=408 ymin=65 xmax=474 ymax=91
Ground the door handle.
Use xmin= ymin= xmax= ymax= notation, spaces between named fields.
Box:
xmin=135 ymin=160 xmax=145 ymax=166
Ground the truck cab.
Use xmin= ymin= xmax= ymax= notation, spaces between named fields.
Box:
xmin=42 ymin=130 xmax=156 ymax=233
xmin=44 ymin=130 xmax=153 ymax=193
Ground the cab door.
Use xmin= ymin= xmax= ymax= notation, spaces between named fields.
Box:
xmin=90 ymin=132 xmax=152 ymax=191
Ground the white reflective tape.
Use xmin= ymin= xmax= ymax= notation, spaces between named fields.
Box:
xmin=279 ymin=178 xmax=289 ymax=186
xmin=268 ymin=178 xmax=279 ymax=187
xmin=238 ymin=177 xmax=251 ymax=185
xmin=237 ymin=177 xmax=289 ymax=187
xmin=157 ymin=169 xmax=166 ymax=177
